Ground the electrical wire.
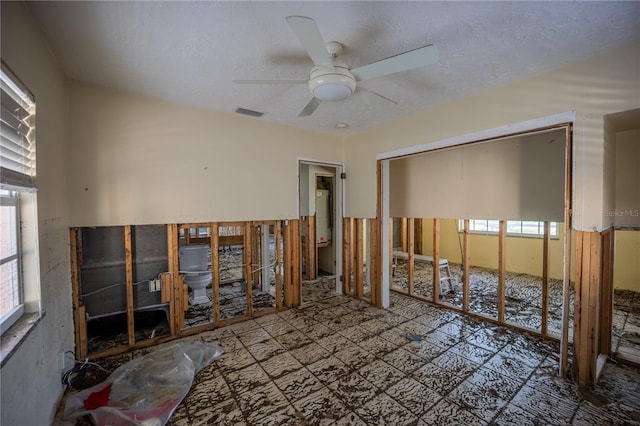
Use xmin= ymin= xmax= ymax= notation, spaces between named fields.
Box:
xmin=61 ymin=351 xmax=111 ymax=389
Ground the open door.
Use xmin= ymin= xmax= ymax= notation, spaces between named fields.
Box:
xmin=299 ymin=161 xmax=343 ymax=300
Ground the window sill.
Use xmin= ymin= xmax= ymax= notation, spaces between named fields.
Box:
xmin=0 ymin=311 xmax=44 ymax=368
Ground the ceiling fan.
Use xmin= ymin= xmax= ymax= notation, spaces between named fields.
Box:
xmin=234 ymin=16 xmax=439 ymax=117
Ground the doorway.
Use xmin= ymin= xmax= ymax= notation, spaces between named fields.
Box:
xmin=299 ymin=161 xmax=343 ymax=300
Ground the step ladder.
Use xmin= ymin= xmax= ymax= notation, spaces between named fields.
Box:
xmin=438 ymin=260 xmax=455 ymax=299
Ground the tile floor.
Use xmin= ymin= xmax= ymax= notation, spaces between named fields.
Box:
xmin=61 ymin=278 xmax=640 ymax=425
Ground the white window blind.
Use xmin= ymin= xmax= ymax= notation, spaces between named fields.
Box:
xmin=1 ymin=68 xmax=36 ymax=191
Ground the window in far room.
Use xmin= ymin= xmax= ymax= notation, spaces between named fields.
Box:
xmin=460 ymin=219 xmax=558 ymax=238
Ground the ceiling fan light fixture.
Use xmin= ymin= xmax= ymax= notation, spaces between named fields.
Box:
xmin=313 ymin=83 xmax=352 ymax=102
xmin=309 ymin=64 xmax=356 ymax=102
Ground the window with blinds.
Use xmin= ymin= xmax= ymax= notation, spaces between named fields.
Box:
xmin=1 ymin=67 xmax=36 ymax=334
xmin=1 ymin=67 xmax=36 ymax=191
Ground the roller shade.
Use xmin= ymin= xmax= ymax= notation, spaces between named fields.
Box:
xmin=1 ymin=68 xmax=35 ymax=190
xmin=389 ymin=128 xmax=567 ymax=222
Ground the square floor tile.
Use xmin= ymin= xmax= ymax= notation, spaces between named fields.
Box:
xmin=402 ymin=339 xmax=447 ymax=361
xmin=385 ymin=377 xmax=442 ymax=417
xmin=334 ymin=411 xmax=367 ymax=425
xmin=326 ymin=371 xmax=379 ymax=410
xmin=289 ymin=342 xmax=331 ymax=366
xmin=274 ymin=329 xmax=314 ymax=350
xmin=274 ymin=367 xmax=324 ymax=403
xmin=484 ymin=352 xmax=535 ymax=380
xmin=260 ymin=319 xmax=298 ymax=337
xmin=334 ymin=344 xmax=376 ymax=369
xmin=418 ymin=398 xmax=487 ymax=426
xmin=355 ymin=392 xmax=419 ymax=426
xmin=463 ymin=366 xmax=524 ymax=402
xmin=357 ymin=335 xmax=401 ymax=356
xmin=382 ymin=347 xmax=429 ymax=373
xmin=412 ymin=362 xmax=468 ymax=395
xmin=315 ymin=334 xmax=352 ymax=353
xmin=447 ymin=341 xmax=495 ymax=364
xmin=297 ymin=323 xmax=335 ymax=341
xmin=431 ymin=352 xmax=480 ymax=377
xmin=245 ymin=338 xmax=286 ymax=362
xmin=293 ymin=386 xmax=351 ymax=425
xmin=307 ymin=355 xmax=351 ymax=384
xmin=236 ymin=382 xmax=290 ymax=422
xmin=223 ymin=363 xmax=270 ymax=395
xmin=448 ymin=379 xmax=507 ymax=422
xmin=237 ymin=327 xmax=272 ymax=346
xmin=186 ymin=398 xmax=247 ymax=426
xmin=259 ymin=351 xmax=303 ymax=379
xmin=357 ymin=358 xmax=407 ymax=390
xmin=492 ymin=403 xmax=540 ymax=426
xmin=337 ymin=324 xmax=371 ymax=342
xmin=216 ymin=347 xmax=256 ymax=372
xmin=511 ymin=384 xmax=579 ymax=424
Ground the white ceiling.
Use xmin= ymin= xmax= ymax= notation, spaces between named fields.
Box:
xmin=27 ymin=1 xmax=640 ymax=136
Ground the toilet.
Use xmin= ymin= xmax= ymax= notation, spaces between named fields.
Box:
xmin=178 ymin=244 xmax=212 ymax=305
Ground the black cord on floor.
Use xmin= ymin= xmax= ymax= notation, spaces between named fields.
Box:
xmin=61 ymin=351 xmax=111 ymax=390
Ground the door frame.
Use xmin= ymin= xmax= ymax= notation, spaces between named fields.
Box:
xmin=297 ymin=159 xmax=344 ymax=296
xmin=377 ymin=110 xmax=575 ymax=374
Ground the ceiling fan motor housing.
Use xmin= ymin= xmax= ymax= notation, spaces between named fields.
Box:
xmin=309 ymin=63 xmax=356 ymax=102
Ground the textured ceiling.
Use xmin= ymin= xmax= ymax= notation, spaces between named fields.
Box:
xmin=27 ymin=1 xmax=640 ymax=136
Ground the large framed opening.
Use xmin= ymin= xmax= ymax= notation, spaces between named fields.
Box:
xmin=379 ymin=112 xmax=575 ymax=374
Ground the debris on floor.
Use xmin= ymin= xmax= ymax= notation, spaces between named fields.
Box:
xmin=63 ymin=341 xmax=223 ymax=426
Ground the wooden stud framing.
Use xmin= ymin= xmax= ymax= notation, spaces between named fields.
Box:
xmin=167 ymin=224 xmax=183 ymax=331
xmin=284 ymin=221 xmax=292 ymax=307
xmin=573 ymin=230 xmax=602 ymax=387
xmin=342 ymin=218 xmax=352 ymax=295
xmin=275 ymin=220 xmax=283 ymax=309
xmin=389 ymin=218 xmax=394 ymax=291
xmin=407 ymin=218 xmax=415 ymax=295
xmin=354 ymin=218 xmax=364 ymax=299
xmin=414 ymin=219 xmax=423 ymax=255
xmin=283 ymin=220 xmax=301 ymax=307
xmin=77 ymin=305 xmax=88 ymax=359
xmin=308 ymin=216 xmax=317 ymax=280
xmin=599 ymin=229 xmax=614 ymax=357
xmin=498 ymin=220 xmax=506 ymax=323
xmin=462 ymin=220 xmax=470 ymax=312
xmin=432 ymin=219 xmax=440 ymax=302
xmin=124 ymin=225 xmax=135 ymax=346
xmin=297 ymin=220 xmax=302 ymax=305
xmin=542 ymin=221 xmax=550 ymax=336
xmin=370 ymin=217 xmax=381 ymax=307
xmin=244 ymin=222 xmax=253 ymax=317
xmin=160 ymin=273 xmax=174 ymax=336
xmin=211 ymin=223 xmax=220 ymax=323
xmin=69 ymin=228 xmax=88 ymax=359
xmin=400 ymin=218 xmax=408 ymax=252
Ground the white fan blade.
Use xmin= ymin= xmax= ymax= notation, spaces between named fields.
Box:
xmin=351 ymin=44 xmax=438 ymax=81
xmin=286 ymin=16 xmax=333 ymax=68
xmin=233 ymin=79 xmax=307 ymax=84
xmin=298 ymin=97 xmax=320 ymax=117
xmin=359 ymin=88 xmax=397 ymax=105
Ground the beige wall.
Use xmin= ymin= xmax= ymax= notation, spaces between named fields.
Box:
xmin=67 ymin=82 xmax=343 ymax=226
xmin=614 ymin=230 xmax=640 ymax=291
xmin=614 ymin=129 xmax=640 ymax=227
xmin=1 ymin=3 xmax=74 ymax=425
xmin=345 ymin=43 xmax=640 ymax=232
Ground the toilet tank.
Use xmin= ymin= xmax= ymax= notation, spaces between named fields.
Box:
xmin=179 ymin=244 xmax=209 ymax=271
